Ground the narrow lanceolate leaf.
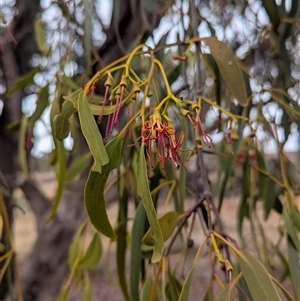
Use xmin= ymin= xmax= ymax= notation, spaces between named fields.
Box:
xmin=34 ymin=18 xmax=47 ymax=52
xmin=78 ymin=92 xmax=109 ymax=173
xmin=130 ymin=202 xmax=147 ymax=301
xmin=237 ymin=251 xmax=281 ymax=301
xmin=78 ymin=233 xmax=102 ymax=270
xmin=47 ymin=140 xmax=67 ymax=221
xmin=54 ymin=100 xmax=77 ymax=141
xmin=85 ymin=136 xmax=122 ymax=239
xmin=287 ymin=236 xmax=300 ymax=300
xmin=137 ymin=144 xmax=164 ymax=263
xmin=203 ymin=37 xmax=248 ymax=106
xmin=65 ymin=153 xmax=92 ymax=183
xmin=28 ymin=85 xmax=49 ymax=130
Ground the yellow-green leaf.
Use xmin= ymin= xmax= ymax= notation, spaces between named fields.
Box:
xmin=78 ymin=233 xmax=102 ymax=270
xmin=34 ymin=18 xmax=47 ymax=52
xmin=203 ymin=37 xmax=248 ymax=106
xmin=142 ymin=211 xmax=179 ymax=245
xmin=237 ymin=251 xmax=281 ymax=301
xmin=77 ymin=92 xmax=109 ymax=173
xmin=137 ymin=144 xmax=164 ymax=263
xmin=56 ymin=286 xmax=70 ymax=301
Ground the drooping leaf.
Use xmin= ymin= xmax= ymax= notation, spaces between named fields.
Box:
xmin=78 ymin=233 xmax=102 ymax=270
xmin=54 ymin=100 xmax=77 ymax=141
xmin=7 ymin=67 xmax=39 ymax=96
xmin=65 ymin=153 xmax=92 ymax=183
xmin=142 ymin=211 xmax=179 ymax=246
xmin=287 ymin=235 xmax=300 ymax=300
xmin=130 ymin=202 xmax=147 ymax=301
xmin=140 ymin=276 xmax=157 ymax=301
xmin=166 ymin=269 xmax=182 ymax=301
xmin=203 ymin=37 xmax=248 ymax=106
xmin=83 ymin=273 xmax=92 ymax=301
xmin=116 ymin=188 xmax=131 ymax=301
xmin=236 ymin=251 xmax=281 ymax=301
xmin=47 ymin=140 xmax=67 ymax=221
xmin=137 ymin=144 xmax=164 ymax=263
xmin=84 ymin=136 xmax=122 ymax=239
xmin=77 ymin=92 xmax=109 ymax=173
xmin=68 ymin=224 xmax=84 ymax=270
xmin=56 ymin=286 xmax=70 ymax=301
xmin=28 ymin=85 xmax=49 ymax=130
xmin=283 ymin=206 xmax=300 ymax=252
xmin=215 ymin=284 xmax=233 ymax=301
xmin=34 ymin=18 xmax=47 ymax=52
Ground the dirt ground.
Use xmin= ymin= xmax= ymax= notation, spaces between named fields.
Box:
xmin=13 ymin=172 xmax=297 ymax=300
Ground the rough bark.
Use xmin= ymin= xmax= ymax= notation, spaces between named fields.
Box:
xmin=0 ymin=1 xmax=164 ymax=301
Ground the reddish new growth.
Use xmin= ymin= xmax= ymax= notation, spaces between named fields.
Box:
xmin=140 ymin=108 xmax=186 ymax=170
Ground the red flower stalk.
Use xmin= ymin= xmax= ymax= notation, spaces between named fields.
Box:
xmin=140 ymin=108 xmax=186 ymax=169
xmin=194 ymin=108 xmax=212 ymax=147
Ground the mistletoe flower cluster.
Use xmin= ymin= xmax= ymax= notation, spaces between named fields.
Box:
xmin=140 ymin=108 xmax=185 ymax=170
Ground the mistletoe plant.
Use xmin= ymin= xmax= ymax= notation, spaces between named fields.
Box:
xmin=51 ymin=37 xmax=299 ymax=301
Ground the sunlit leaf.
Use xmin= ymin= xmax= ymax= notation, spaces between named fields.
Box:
xmin=237 ymin=251 xmax=281 ymax=301
xmin=137 ymin=144 xmax=164 ymax=263
xmin=142 ymin=211 xmax=179 ymax=246
xmin=203 ymin=37 xmax=248 ymax=106
xmin=84 ymin=136 xmax=122 ymax=239
xmin=78 ymin=233 xmax=102 ymax=269
xmin=77 ymin=92 xmax=109 ymax=173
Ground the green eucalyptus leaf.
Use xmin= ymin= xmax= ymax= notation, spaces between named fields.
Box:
xmin=166 ymin=269 xmax=182 ymax=301
xmin=77 ymin=92 xmax=109 ymax=173
xmin=203 ymin=37 xmax=248 ymax=106
xmin=137 ymin=144 xmax=164 ymax=263
xmin=84 ymin=136 xmax=122 ymax=239
xmin=237 ymin=251 xmax=281 ymax=301
xmin=54 ymin=100 xmax=77 ymax=141
xmin=142 ymin=211 xmax=179 ymax=246
xmin=78 ymin=233 xmax=102 ymax=270
xmin=68 ymin=224 xmax=84 ymax=270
